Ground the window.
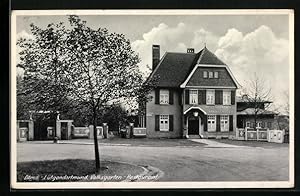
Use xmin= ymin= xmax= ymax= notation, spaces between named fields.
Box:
xmin=159 ymin=89 xmax=169 ymax=104
xmin=267 ymin=122 xmax=272 ymax=129
xmin=223 ymin=91 xmax=231 ymax=105
xmin=220 ymin=115 xmax=229 ymax=132
xmin=203 ymin=71 xmax=208 ymax=78
xmin=256 ymin=122 xmax=262 ymax=128
xmin=207 ymin=115 xmax=216 ymax=132
xmin=160 ymin=115 xmax=169 ymax=131
xmin=206 ymin=90 xmax=215 ymax=105
xmin=209 ymin=71 xmax=213 ymax=78
xmin=214 ymin=71 xmax=218 ymax=78
xmin=246 ymin=121 xmax=251 ymax=128
xmin=189 ymin=90 xmax=198 ymax=104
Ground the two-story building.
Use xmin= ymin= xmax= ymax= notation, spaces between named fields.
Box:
xmin=142 ymin=45 xmax=240 ymax=139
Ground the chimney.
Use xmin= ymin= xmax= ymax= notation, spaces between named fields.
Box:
xmin=152 ymin=45 xmax=160 ymax=70
xmin=187 ymin=48 xmax=194 ymax=53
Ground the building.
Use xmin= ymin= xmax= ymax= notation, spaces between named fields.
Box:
xmin=142 ymin=45 xmax=239 ymax=139
xmin=236 ymin=95 xmax=278 ymax=130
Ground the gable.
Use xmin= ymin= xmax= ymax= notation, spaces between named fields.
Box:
xmin=186 ymin=66 xmax=237 ymax=88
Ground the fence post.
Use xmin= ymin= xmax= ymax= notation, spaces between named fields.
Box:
xmin=245 ymin=127 xmax=248 ymax=141
xmin=129 ymin=123 xmax=134 ymax=138
xmin=28 ymin=120 xmax=34 ymax=140
xmin=103 ymin=123 xmax=108 ymax=138
xmin=89 ymin=125 xmax=94 ymax=139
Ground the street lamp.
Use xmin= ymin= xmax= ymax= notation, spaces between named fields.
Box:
xmin=193 ymin=111 xmax=199 ymax=117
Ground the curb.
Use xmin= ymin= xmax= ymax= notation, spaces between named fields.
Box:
xmin=104 ymin=159 xmax=164 ymax=182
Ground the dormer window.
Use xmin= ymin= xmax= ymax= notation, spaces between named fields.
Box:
xmin=214 ymin=71 xmax=218 ymax=78
xmin=203 ymin=71 xmax=208 ymax=78
xmin=208 ymin=71 xmax=213 ymax=78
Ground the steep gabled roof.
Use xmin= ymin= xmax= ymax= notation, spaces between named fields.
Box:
xmin=146 ymin=46 xmax=234 ymax=88
xmin=197 ymin=46 xmax=226 ymax=65
xmin=147 ymin=52 xmax=197 ymax=87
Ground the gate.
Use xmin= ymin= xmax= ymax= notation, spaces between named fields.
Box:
xmin=34 ymin=113 xmax=56 ymax=140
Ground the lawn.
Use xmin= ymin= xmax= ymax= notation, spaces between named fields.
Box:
xmin=17 ymin=159 xmax=144 ymax=182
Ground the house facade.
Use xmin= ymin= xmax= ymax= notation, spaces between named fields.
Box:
xmin=143 ymin=45 xmax=239 ymax=139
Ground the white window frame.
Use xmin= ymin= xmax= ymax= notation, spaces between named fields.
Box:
xmin=246 ymin=121 xmax=251 ymax=128
xmin=256 ymin=121 xmax=262 ymax=128
xmin=208 ymin=71 xmax=213 ymax=78
xmin=203 ymin=71 xmax=208 ymax=78
xmin=159 ymin=115 xmax=169 ymax=131
xmin=189 ymin=89 xmax=198 ymax=105
xmin=214 ymin=71 xmax=218 ymax=78
xmin=223 ymin=90 xmax=231 ymax=105
xmin=220 ymin=115 xmax=229 ymax=132
xmin=207 ymin=115 xmax=216 ymax=132
xmin=206 ymin=90 xmax=215 ymax=105
xmin=159 ymin=89 xmax=169 ymax=104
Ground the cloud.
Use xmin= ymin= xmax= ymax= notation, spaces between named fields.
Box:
xmin=215 ymin=25 xmax=289 ymax=108
xmin=131 ymin=22 xmax=192 ymax=75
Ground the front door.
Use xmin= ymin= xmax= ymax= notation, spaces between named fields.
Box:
xmin=188 ymin=116 xmax=199 ymax=135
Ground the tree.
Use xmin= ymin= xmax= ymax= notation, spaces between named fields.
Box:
xmin=17 ymin=22 xmax=71 ymax=114
xmin=17 ymin=15 xmax=151 ymax=173
xmin=241 ymin=73 xmax=272 ymax=130
xmin=62 ymin=16 xmax=146 ymax=172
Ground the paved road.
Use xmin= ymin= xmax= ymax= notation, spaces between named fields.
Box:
xmin=17 ymin=140 xmax=289 ymax=181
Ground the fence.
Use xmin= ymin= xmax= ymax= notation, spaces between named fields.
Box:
xmin=236 ymin=127 xmax=285 ymax=143
xmin=73 ymin=127 xmax=89 ymax=138
xmin=133 ymin=127 xmax=146 ymax=137
xmin=72 ymin=125 xmax=107 ymax=139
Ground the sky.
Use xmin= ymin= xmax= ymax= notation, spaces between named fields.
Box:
xmin=16 ymin=13 xmax=291 ymax=113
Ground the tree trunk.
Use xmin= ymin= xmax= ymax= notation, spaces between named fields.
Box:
xmin=92 ymin=108 xmax=101 ymax=173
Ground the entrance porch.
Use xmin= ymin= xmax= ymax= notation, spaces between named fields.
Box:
xmin=183 ymin=107 xmax=207 ymax=138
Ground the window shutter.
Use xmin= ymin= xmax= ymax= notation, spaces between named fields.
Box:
xmin=155 ymin=89 xmax=160 ymax=104
xmin=203 ymin=115 xmax=207 ymax=132
xmin=216 ymin=115 xmax=221 ymax=132
xmin=185 ymin=89 xmax=190 ymax=104
xmin=198 ymin=90 xmax=202 ymax=104
xmin=220 ymin=90 xmax=223 ymax=105
xmin=178 ymin=91 xmax=182 ymax=105
xmin=169 ymin=90 xmax=174 ymax=105
xmin=155 ymin=115 xmax=159 ymax=131
xmin=231 ymin=90 xmax=235 ymax=105
xmin=215 ymin=91 xmax=219 ymax=104
xmin=215 ymin=90 xmax=221 ymax=105
xmin=169 ymin=115 xmax=174 ymax=131
xmin=202 ymin=90 xmax=206 ymax=105
xmin=229 ymin=115 xmax=233 ymax=131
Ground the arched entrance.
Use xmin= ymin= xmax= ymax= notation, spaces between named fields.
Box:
xmin=184 ymin=107 xmax=207 ymax=137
